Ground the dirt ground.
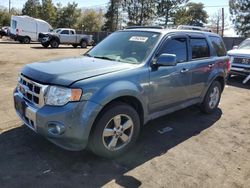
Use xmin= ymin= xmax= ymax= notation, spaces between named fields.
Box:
xmin=0 ymin=39 xmax=250 ymax=188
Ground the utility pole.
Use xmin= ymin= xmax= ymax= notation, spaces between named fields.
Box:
xmin=222 ymin=7 xmax=224 ymax=37
xmin=9 ymin=0 xmax=11 ymax=13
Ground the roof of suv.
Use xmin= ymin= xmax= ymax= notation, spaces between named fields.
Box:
xmin=123 ymin=28 xmax=220 ymax=38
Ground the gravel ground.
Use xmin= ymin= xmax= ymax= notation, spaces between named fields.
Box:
xmin=0 ymin=39 xmax=249 ymax=188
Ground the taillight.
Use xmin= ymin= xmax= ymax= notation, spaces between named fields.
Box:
xmin=226 ymin=59 xmax=231 ymax=72
xmin=16 ymin=28 xmax=19 ymax=35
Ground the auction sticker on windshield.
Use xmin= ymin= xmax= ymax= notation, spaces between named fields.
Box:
xmin=129 ymin=36 xmax=148 ymax=42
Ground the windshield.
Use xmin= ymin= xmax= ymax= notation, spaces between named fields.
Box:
xmin=238 ymin=39 xmax=250 ymax=49
xmin=52 ymin=29 xmax=61 ymax=33
xmin=86 ymin=31 xmax=161 ymax=64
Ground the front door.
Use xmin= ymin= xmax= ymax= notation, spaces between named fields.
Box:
xmin=149 ymin=35 xmax=192 ymax=113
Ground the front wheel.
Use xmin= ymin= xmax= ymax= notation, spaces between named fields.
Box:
xmin=200 ymin=81 xmax=222 ymax=114
xmin=50 ymin=40 xmax=59 ymax=48
xmin=23 ymin=37 xmax=30 ymax=44
xmin=89 ymin=102 xmax=140 ymax=158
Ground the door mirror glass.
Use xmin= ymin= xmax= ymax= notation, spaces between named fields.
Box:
xmin=156 ymin=53 xmax=177 ymax=66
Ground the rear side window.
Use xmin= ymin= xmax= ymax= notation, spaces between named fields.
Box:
xmin=190 ymin=38 xmax=210 ymax=59
xmin=61 ymin=30 xmax=69 ymax=35
xmin=159 ymin=38 xmax=188 ymax=63
xmin=209 ymin=36 xmax=227 ymax=56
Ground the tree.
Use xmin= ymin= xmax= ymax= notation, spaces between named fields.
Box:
xmin=229 ymin=0 xmax=250 ymax=37
xmin=122 ymin=0 xmax=156 ymax=26
xmin=174 ymin=2 xmax=208 ymax=27
xmin=156 ymin=0 xmax=188 ymax=26
xmin=208 ymin=9 xmax=228 ymax=35
xmin=40 ymin=0 xmax=56 ymax=26
xmin=0 ymin=9 xmax=11 ymax=27
xmin=104 ymin=0 xmax=121 ymax=31
xmin=78 ymin=9 xmax=104 ymax=32
xmin=56 ymin=2 xmax=81 ymax=28
xmin=22 ymin=0 xmax=41 ymax=18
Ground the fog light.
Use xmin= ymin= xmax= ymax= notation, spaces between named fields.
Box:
xmin=48 ymin=122 xmax=65 ymax=136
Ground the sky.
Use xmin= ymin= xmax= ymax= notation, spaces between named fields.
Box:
xmin=0 ymin=0 xmax=230 ymax=15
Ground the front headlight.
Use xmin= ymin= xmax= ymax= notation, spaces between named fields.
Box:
xmin=45 ymin=86 xmax=82 ymax=106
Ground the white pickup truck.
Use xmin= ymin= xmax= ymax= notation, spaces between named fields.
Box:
xmin=38 ymin=28 xmax=93 ymax=48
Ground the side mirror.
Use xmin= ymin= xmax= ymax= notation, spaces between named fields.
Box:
xmin=233 ymin=45 xmax=238 ymax=50
xmin=156 ymin=53 xmax=177 ymax=66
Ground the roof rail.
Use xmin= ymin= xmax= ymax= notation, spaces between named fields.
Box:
xmin=177 ymin=25 xmax=212 ymax=32
xmin=125 ymin=26 xmax=165 ymax=30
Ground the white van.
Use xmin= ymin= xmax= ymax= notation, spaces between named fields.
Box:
xmin=10 ymin=15 xmax=52 ymax=43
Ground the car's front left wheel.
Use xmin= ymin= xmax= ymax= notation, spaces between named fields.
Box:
xmin=89 ymin=102 xmax=140 ymax=158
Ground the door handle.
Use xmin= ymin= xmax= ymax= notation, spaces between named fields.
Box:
xmin=208 ymin=64 xmax=215 ymax=68
xmin=180 ymin=68 xmax=189 ymax=73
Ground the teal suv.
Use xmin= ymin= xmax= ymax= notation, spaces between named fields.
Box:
xmin=14 ymin=27 xmax=230 ymax=158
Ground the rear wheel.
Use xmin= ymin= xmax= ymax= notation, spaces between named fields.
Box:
xmin=23 ymin=37 xmax=30 ymax=44
xmin=80 ymin=40 xmax=87 ymax=48
xmin=72 ymin=44 xmax=78 ymax=48
xmin=89 ymin=102 xmax=140 ymax=158
xmin=50 ymin=40 xmax=59 ymax=48
xmin=200 ymin=81 xmax=222 ymax=114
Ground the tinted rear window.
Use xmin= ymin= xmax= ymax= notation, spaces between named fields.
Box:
xmin=209 ymin=36 xmax=227 ymax=56
xmin=190 ymin=38 xmax=210 ymax=59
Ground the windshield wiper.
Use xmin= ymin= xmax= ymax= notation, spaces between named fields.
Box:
xmin=84 ymin=53 xmax=92 ymax=57
xmin=92 ymin=56 xmax=115 ymax=61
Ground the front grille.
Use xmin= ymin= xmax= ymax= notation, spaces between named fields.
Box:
xmin=17 ymin=75 xmax=48 ymax=108
xmin=233 ymin=57 xmax=250 ymax=65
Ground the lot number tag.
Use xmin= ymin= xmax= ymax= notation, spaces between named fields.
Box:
xmin=129 ymin=36 xmax=148 ymax=42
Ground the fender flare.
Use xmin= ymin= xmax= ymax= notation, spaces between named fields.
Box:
xmin=90 ymin=80 xmax=148 ymax=122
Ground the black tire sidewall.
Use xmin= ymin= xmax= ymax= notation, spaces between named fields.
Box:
xmin=50 ymin=40 xmax=59 ymax=48
xmin=90 ymin=102 xmax=140 ymax=158
xmin=23 ymin=37 xmax=30 ymax=44
xmin=201 ymin=81 xmax=222 ymax=113
xmin=80 ymin=40 xmax=87 ymax=48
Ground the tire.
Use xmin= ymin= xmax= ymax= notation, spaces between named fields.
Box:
xmin=23 ymin=37 xmax=30 ymax=44
xmin=42 ymin=42 xmax=49 ymax=48
xmin=89 ymin=102 xmax=140 ymax=158
xmin=80 ymin=40 xmax=87 ymax=48
xmin=72 ymin=44 xmax=78 ymax=48
xmin=50 ymin=40 xmax=59 ymax=48
xmin=200 ymin=81 xmax=222 ymax=114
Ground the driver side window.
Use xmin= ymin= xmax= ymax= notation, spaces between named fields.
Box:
xmin=159 ymin=37 xmax=188 ymax=63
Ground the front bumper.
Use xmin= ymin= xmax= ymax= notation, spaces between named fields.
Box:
xmin=230 ymin=66 xmax=250 ymax=76
xmin=13 ymin=88 xmax=102 ymax=151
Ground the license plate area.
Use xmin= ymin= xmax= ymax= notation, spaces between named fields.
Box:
xmin=14 ymin=95 xmax=27 ymax=117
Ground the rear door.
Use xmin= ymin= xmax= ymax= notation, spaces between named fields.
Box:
xmin=188 ymin=35 xmax=215 ymax=98
xmin=149 ymin=34 xmax=193 ymax=113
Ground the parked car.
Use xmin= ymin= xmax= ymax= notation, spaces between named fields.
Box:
xmin=10 ymin=15 xmax=52 ymax=44
xmin=38 ymin=28 xmax=93 ymax=48
xmin=13 ymin=27 xmax=230 ymax=158
xmin=227 ymin=38 xmax=250 ymax=84
xmin=0 ymin=26 xmax=10 ymax=38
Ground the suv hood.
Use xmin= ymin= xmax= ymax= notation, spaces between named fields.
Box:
xmin=22 ymin=56 xmax=135 ymax=86
xmin=228 ymin=49 xmax=250 ymax=56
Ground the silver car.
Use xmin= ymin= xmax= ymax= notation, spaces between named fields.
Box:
xmin=228 ymin=38 xmax=250 ymax=84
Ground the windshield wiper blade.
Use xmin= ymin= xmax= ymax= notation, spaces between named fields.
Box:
xmin=93 ymin=56 xmax=115 ymax=61
xmin=84 ymin=53 xmax=92 ymax=57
